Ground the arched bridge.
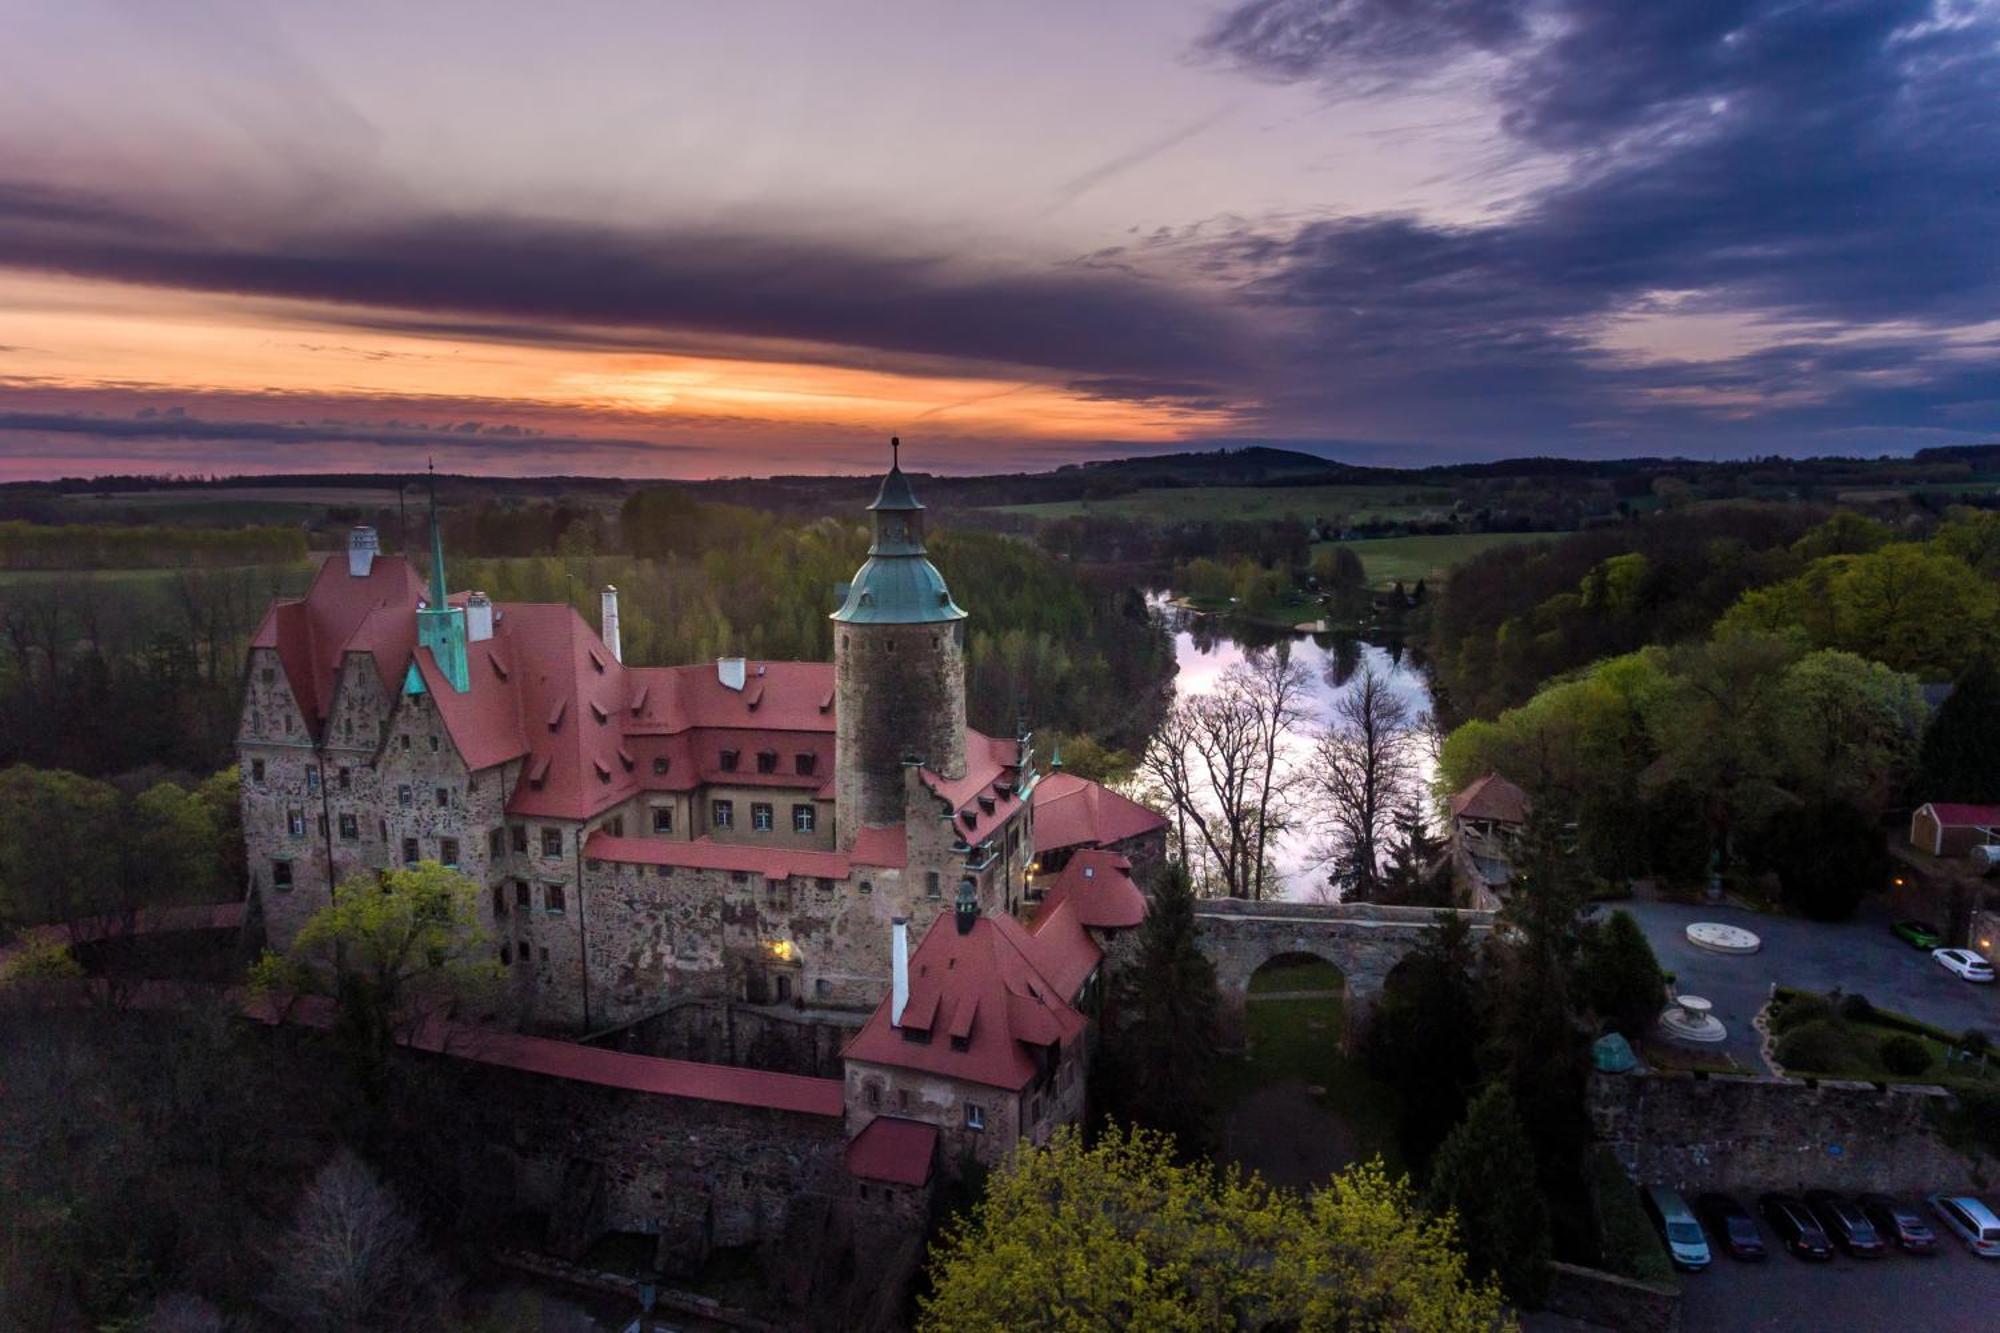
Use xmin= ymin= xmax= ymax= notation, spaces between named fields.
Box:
xmin=1193 ymin=900 xmax=1496 ymax=1047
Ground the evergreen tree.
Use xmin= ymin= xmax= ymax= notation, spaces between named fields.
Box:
xmin=1363 ymin=911 xmax=1483 ymax=1168
xmin=1575 ymin=909 xmax=1666 ymax=1038
xmin=1426 ymin=1083 xmax=1552 ymax=1306
xmin=1101 ymin=861 xmax=1222 ymax=1155
xmin=1378 ymin=806 xmax=1448 ymax=906
xmin=1918 ymin=656 xmax=2000 ymax=802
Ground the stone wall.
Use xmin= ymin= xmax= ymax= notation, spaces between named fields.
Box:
xmin=1541 ymin=1262 xmax=1680 ymax=1333
xmin=596 ymin=998 xmax=865 ymax=1078
xmin=835 ymin=619 xmax=968 ymax=833
xmin=1589 ymin=1071 xmax=1986 ymax=1195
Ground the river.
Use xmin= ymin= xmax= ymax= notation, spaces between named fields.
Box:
xmin=1143 ymin=596 xmax=1439 ymax=901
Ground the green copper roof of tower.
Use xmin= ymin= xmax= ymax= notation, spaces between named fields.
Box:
xmin=416 ymin=464 xmax=470 ymax=691
xmin=832 ymin=450 xmax=966 ymax=624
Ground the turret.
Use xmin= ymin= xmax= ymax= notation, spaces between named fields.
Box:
xmin=831 ymin=439 xmax=969 ymax=843
xmin=414 ymin=464 xmax=469 ymax=692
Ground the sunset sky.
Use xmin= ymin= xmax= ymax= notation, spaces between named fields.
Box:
xmin=2 ymin=1 xmax=1997 ymax=479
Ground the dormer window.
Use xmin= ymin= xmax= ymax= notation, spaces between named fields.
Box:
xmin=756 ymin=751 xmax=777 ymax=774
xmin=796 ymin=752 xmax=817 ymax=776
xmin=719 ymin=749 xmax=739 ymax=772
xmin=652 ymin=756 xmax=669 ymax=775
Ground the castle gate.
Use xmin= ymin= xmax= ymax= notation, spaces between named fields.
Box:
xmin=1193 ymin=900 xmax=1496 ymax=1048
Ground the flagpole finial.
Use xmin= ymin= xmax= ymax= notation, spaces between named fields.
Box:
xmin=891 ymin=436 xmax=900 ymax=469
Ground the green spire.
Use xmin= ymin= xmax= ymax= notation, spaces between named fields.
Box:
xmin=415 ymin=460 xmax=469 ymax=692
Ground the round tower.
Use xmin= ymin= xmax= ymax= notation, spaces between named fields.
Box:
xmin=832 ymin=440 xmax=968 ymax=843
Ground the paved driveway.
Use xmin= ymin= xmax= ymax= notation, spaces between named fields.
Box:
xmin=1612 ymin=898 xmax=2000 ymax=1067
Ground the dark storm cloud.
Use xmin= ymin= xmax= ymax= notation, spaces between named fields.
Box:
xmin=0 ymin=189 xmax=1241 ymax=388
xmin=0 ymin=409 xmax=695 ymax=461
xmin=1191 ymin=0 xmax=2000 ymax=446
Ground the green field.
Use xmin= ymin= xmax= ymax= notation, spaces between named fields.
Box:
xmin=0 ymin=561 xmax=315 ymax=590
xmin=988 ymin=483 xmax=1457 ymax=525
xmin=1315 ymin=532 xmax=1550 ymax=587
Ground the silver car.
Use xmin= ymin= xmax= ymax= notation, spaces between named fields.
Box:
xmin=1932 ymin=948 xmax=1995 ymax=982
xmin=1927 ymin=1194 xmax=2000 ymax=1257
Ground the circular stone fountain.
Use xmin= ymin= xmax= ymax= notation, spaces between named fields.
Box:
xmin=1658 ymin=994 xmax=1728 ymax=1043
xmin=1686 ymin=922 xmax=1761 ymax=955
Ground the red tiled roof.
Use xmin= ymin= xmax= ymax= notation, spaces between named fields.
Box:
xmin=1450 ymin=771 xmax=1531 ymax=824
xmin=1922 ymin=802 xmax=2000 ymax=827
xmin=850 ymin=824 xmax=910 ymax=869
xmin=625 ymin=662 xmax=836 ymax=735
xmin=585 ymin=831 xmax=864 ymax=880
xmin=1017 ymin=904 xmax=1099 ymax=1001
xmin=247 ymin=991 xmax=844 ymax=1117
xmin=922 ymin=731 xmax=1031 ymax=850
xmin=1029 ymin=771 xmax=1168 ymax=853
xmin=253 ymin=554 xmax=425 ymax=734
xmin=845 ymin=1116 xmax=938 ymax=1186
xmin=843 ymin=910 xmax=1096 ymax=1091
xmin=1033 ymin=849 xmax=1147 ymax=931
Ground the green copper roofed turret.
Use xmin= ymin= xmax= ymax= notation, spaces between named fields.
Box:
xmin=415 ymin=461 xmax=470 ymax=692
xmin=832 ymin=438 xmax=966 ymax=624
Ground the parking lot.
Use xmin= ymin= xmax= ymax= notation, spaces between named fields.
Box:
xmin=1615 ymin=898 xmax=1999 ymax=1068
xmin=1678 ymin=1236 xmax=2000 ymax=1331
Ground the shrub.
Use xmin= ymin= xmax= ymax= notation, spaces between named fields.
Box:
xmin=1879 ymin=1034 xmax=1933 ymax=1076
xmin=1776 ymin=1019 xmax=1862 ymax=1074
xmin=1963 ymin=1029 xmax=1991 ymax=1057
xmin=1771 ymin=992 xmax=1832 ymax=1035
xmin=1838 ymin=993 xmax=1875 ymax=1023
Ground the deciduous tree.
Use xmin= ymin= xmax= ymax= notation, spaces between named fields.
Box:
xmin=1309 ymin=665 xmax=1420 ymax=898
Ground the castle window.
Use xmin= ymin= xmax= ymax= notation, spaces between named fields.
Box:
xmin=251 ymin=709 xmax=262 ymax=732
xmin=286 ymin=807 xmax=306 ymax=839
xmin=398 ymin=785 xmax=413 ymax=808
xmin=489 ymin=828 xmax=506 ymax=859
xmin=261 ymin=667 xmax=275 ymax=686
xmin=815 ymin=877 xmax=835 ymax=896
xmin=859 ymin=879 xmax=873 ymax=895
xmin=492 ymin=885 xmax=506 ymax=917
xmin=429 ymin=736 xmax=440 ymax=753
xmin=866 ymin=1084 xmax=880 ymax=1110
xmin=515 ymin=881 xmax=530 ymax=910
xmin=965 ymin=1104 xmax=985 ymax=1132
xmin=544 ymin=883 xmax=566 ymax=914
xmin=435 ymin=786 xmax=449 ymax=808
xmin=719 ymin=749 xmax=739 ymax=772
xmin=656 ymin=864 xmax=674 ymax=878
xmin=284 ymin=714 xmax=294 ymax=734
xmin=402 ymin=837 xmax=419 ymax=864
xmin=756 ymin=751 xmax=777 ymax=774
xmin=815 ymin=978 xmax=832 ymax=998
xmin=440 ymin=837 xmax=459 ymax=866
xmin=518 ymin=945 xmax=531 ymax=967
xmin=343 ymin=717 xmax=354 ymax=739
xmin=271 ymin=859 xmax=293 ymax=891
xmin=511 ymin=824 xmax=528 ymax=854
xmin=752 ymin=802 xmax=773 ymax=832
xmin=712 ymin=800 xmax=734 ymax=830
xmin=338 ymin=813 xmax=359 ymax=842
xmin=251 ymin=759 xmax=266 ymax=784
xmin=926 ymin=871 xmax=941 ymax=899
xmin=305 ymin=767 xmax=320 ymax=796
xmin=793 ymin=804 xmax=816 ymax=834
xmin=795 ymin=752 xmax=817 ymax=776
xmin=652 ymin=756 xmax=669 ymax=775
xmin=540 ymin=827 xmax=563 ymax=857
xmin=730 ymin=871 xmax=748 ymax=885
xmin=401 ymin=734 xmax=411 ymax=750
xmin=652 ymin=806 xmax=673 ymax=834
xmin=499 ymin=943 xmax=511 ymax=966
xmin=338 ymin=767 xmax=351 ymax=791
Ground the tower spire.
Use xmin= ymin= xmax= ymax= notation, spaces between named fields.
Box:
xmin=413 ymin=457 xmax=470 ymax=693
xmin=427 ymin=458 xmax=448 ymax=608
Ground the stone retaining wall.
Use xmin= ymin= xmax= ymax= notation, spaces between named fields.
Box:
xmin=1589 ymin=1070 xmax=1984 ymax=1195
xmin=1541 ymin=1262 xmax=1680 ymax=1333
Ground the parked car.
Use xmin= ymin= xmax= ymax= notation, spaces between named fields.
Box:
xmin=1805 ymin=1190 xmax=1888 ymax=1257
xmin=1892 ymin=920 xmax=1944 ymax=949
xmin=1928 ymin=1194 xmax=2000 ymax=1257
xmin=1933 ymin=948 xmax=1996 ymax=982
xmin=1760 ymin=1193 xmax=1835 ymax=1260
xmin=1695 ymin=1192 xmax=1766 ymax=1260
xmin=1858 ymin=1193 xmax=1937 ymax=1253
xmin=1642 ymin=1186 xmax=1711 ymax=1270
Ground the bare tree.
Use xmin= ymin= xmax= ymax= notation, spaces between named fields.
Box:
xmin=1238 ymin=645 xmax=1314 ymax=901
xmin=265 ymin=1149 xmax=453 ymax=1331
xmin=1138 ymin=683 xmax=1263 ymax=897
xmin=1310 ymin=664 xmax=1421 ymax=900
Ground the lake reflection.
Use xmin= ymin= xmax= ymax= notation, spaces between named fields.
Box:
xmin=1147 ymin=596 xmax=1438 ymax=900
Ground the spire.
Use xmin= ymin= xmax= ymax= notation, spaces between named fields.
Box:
xmin=1050 ymin=738 xmax=1064 ymax=771
xmin=426 ymin=459 xmax=448 ymax=608
xmin=832 ymin=437 xmax=965 ymax=624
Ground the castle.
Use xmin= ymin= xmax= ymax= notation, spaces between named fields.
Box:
xmin=238 ymin=450 xmax=1165 ymax=1175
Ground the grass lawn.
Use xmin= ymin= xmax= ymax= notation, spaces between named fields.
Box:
xmin=1177 ymin=589 xmax=1326 ymax=629
xmin=1217 ymin=965 xmax=1405 ymax=1183
xmin=989 ymin=483 xmax=1456 ymax=526
xmin=1769 ymin=989 xmax=1999 ymax=1086
xmin=1312 ymin=531 xmax=1551 ymax=587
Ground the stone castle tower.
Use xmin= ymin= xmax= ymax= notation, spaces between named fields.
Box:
xmin=831 ymin=440 xmax=968 ymax=844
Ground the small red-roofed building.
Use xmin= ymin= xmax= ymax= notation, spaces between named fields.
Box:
xmin=842 ymin=886 xmax=1100 ymax=1172
xmin=1910 ymin=801 xmax=2000 ymax=858
xmin=1027 ymin=768 xmax=1169 ymax=888
xmin=1447 ymin=771 xmax=1530 ymax=908
xmin=238 ymin=455 xmax=1162 ymax=1041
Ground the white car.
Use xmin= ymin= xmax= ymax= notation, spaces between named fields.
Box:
xmin=1932 ymin=948 xmax=1996 ymax=982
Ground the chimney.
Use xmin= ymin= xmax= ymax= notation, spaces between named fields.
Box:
xmin=347 ymin=525 xmax=378 ymax=578
xmin=600 ymin=584 xmax=621 ymax=663
xmin=717 ymin=656 xmax=746 ymax=691
xmin=891 ymin=917 xmax=910 ymax=1026
xmin=466 ymin=591 xmax=494 ymax=643
xmin=955 ymin=877 xmax=979 ymax=935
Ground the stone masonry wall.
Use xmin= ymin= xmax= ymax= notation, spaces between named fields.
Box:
xmin=835 ymin=620 xmax=967 ymax=835
xmin=1589 ymin=1071 xmax=1987 ymax=1195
